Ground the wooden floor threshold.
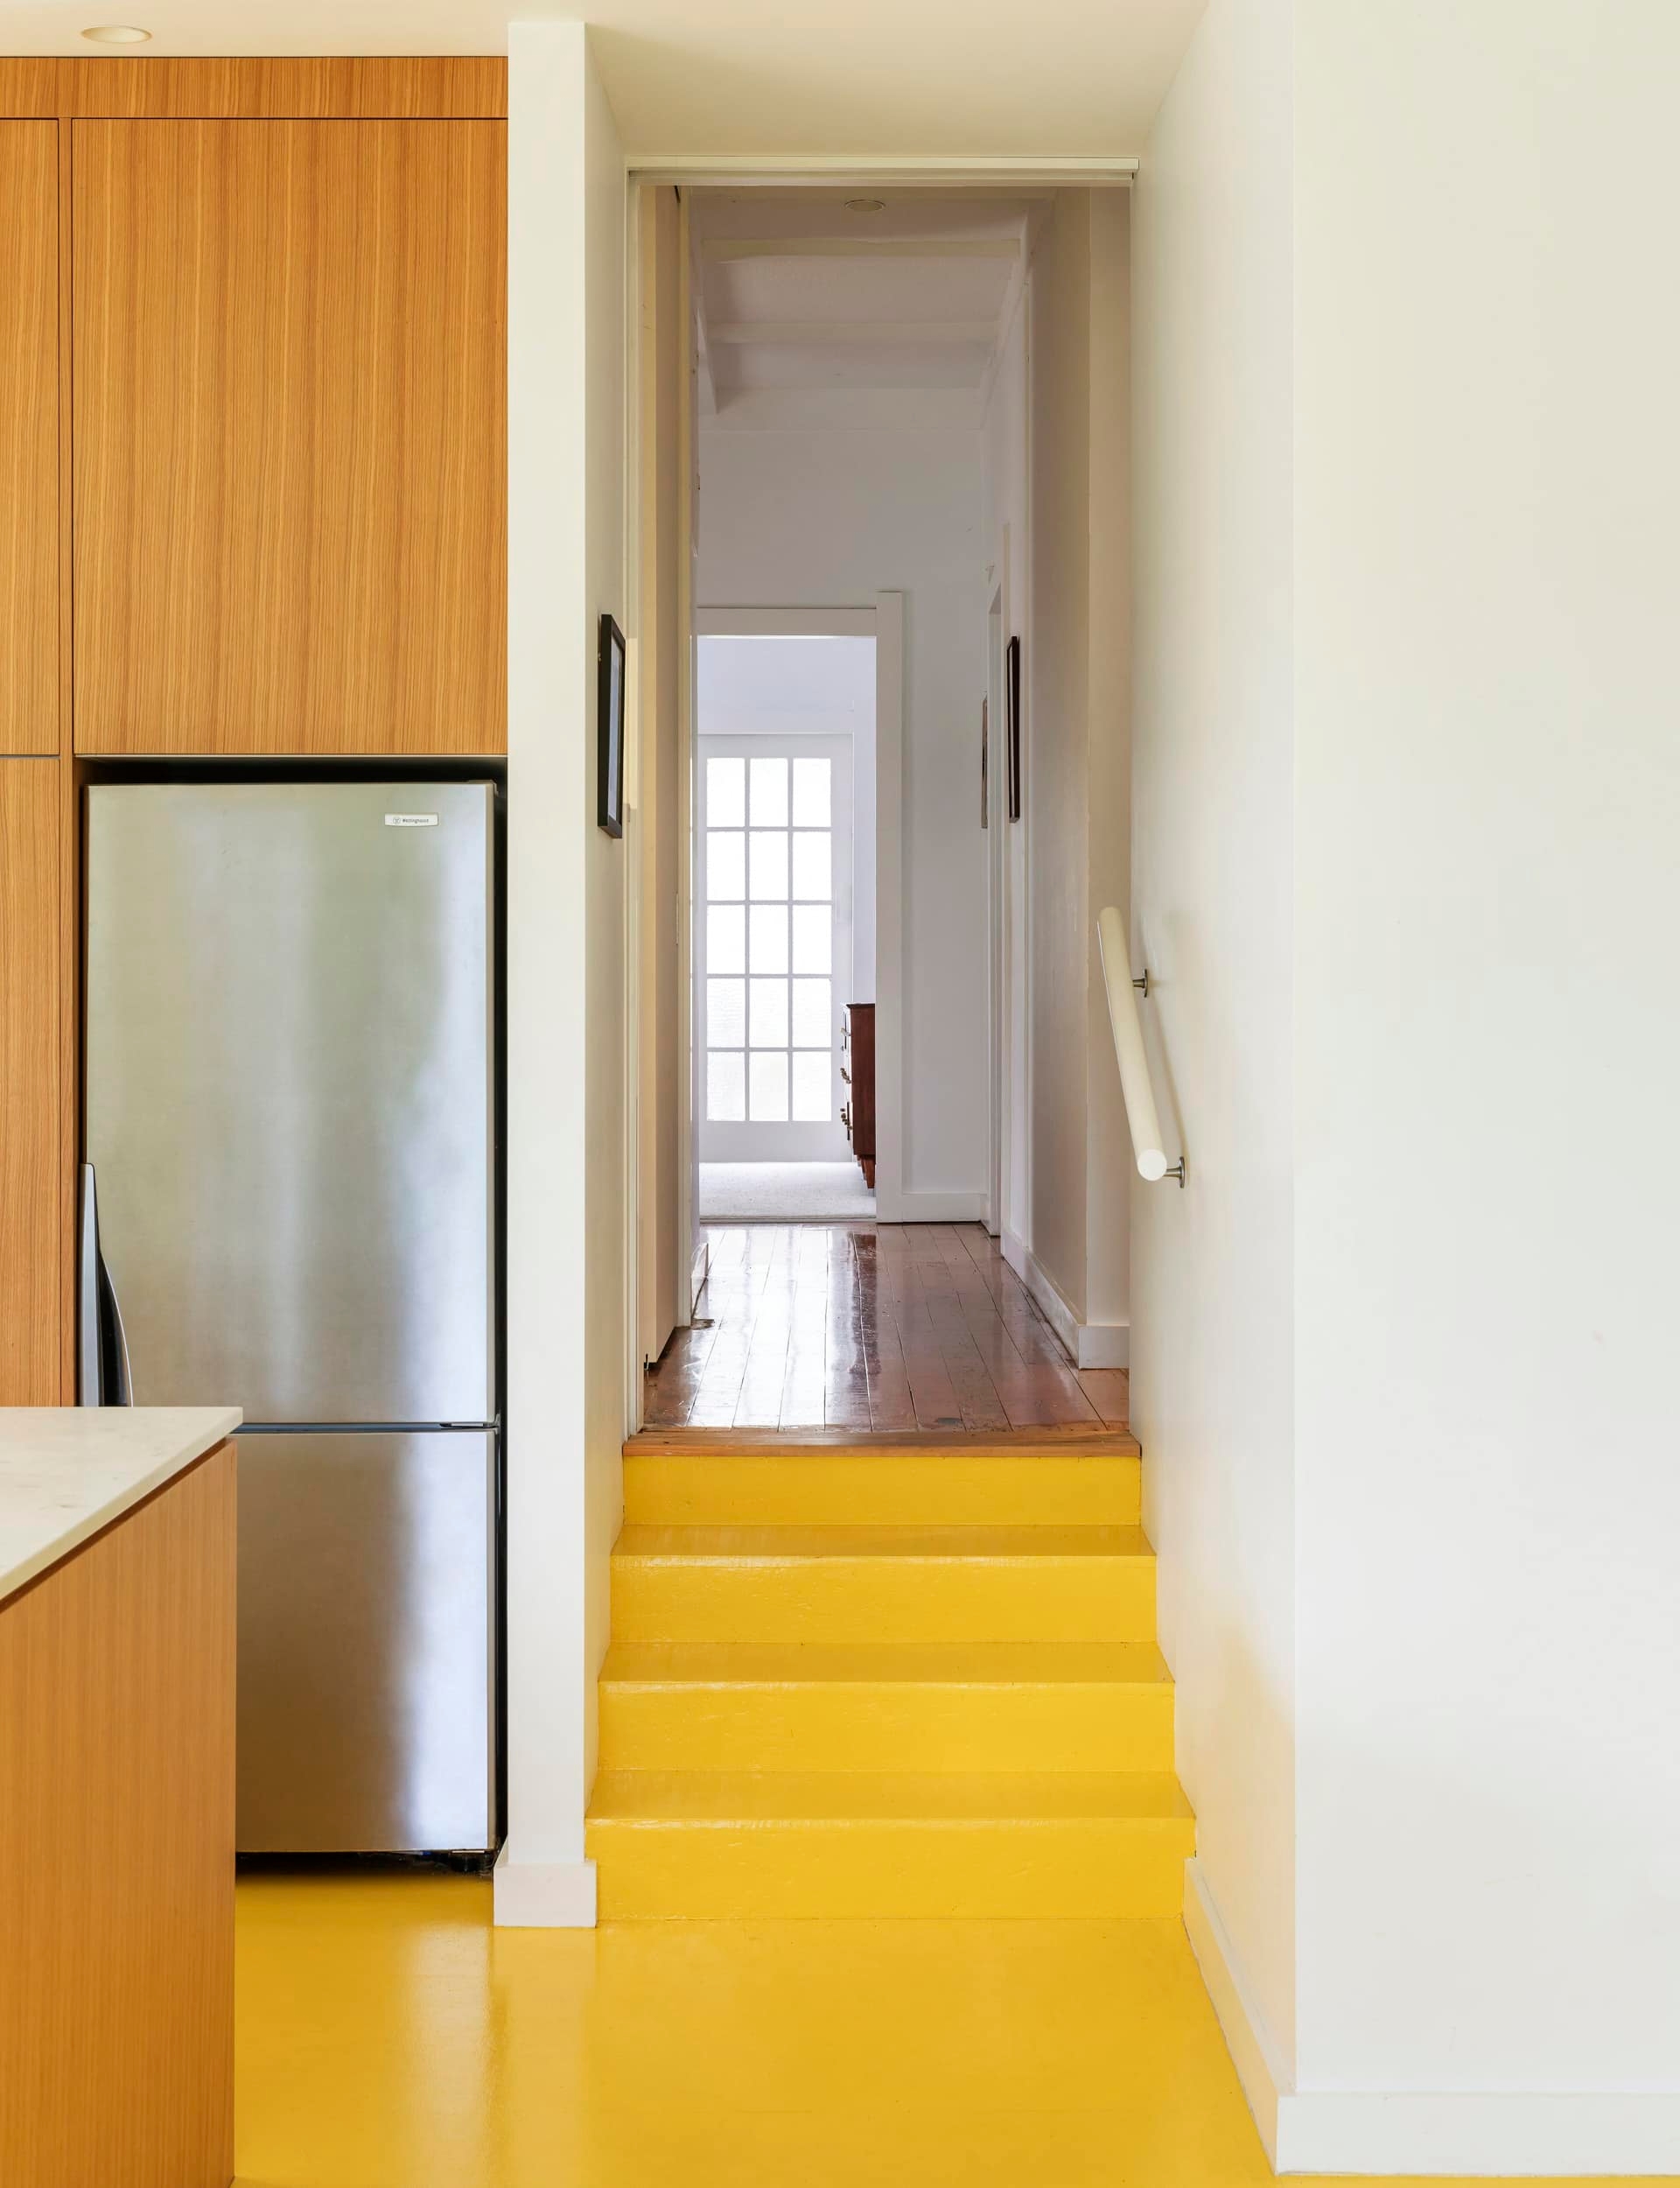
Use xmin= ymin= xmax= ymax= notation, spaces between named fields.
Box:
xmin=626 ymin=1426 xmax=1142 ymax=1457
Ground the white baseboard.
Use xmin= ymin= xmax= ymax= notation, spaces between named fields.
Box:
xmin=1001 ymin=1231 xmax=1130 ymax=1370
xmin=1185 ymin=1857 xmax=1680 ymax=2176
xmin=1278 ymin=2090 xmax=1680 ymax=2177
xmin=492 ymin=1846 xmax=598 ymax=1928
xmin=1074 ymin=1321 xmax=1130 ymax=1369
xmin=878 ymin=1188 xmax=987 ymax=1224
xmin=1183 ymin=1856 xmax=1286 ymax=2166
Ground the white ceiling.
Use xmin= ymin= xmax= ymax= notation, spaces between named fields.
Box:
xmin=3 ymin=0 xmax=1206 ymax=158
xmin=692 ymin=188 xmax=1033 ymax=429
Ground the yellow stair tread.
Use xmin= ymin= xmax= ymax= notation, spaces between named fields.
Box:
xmin=599 ymin=1641 xmax=1171 ymax=1687
xmin=613 ymin=1523 xmax=1153 ymax=1560
xmin=587 ymin=1771 xmax=1194 ymax=1825
xmin=624 ymin=1450 xmax=1139 ymax=1471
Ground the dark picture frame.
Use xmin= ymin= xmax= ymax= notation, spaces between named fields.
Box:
xmin=1005 ymin=634 xmax=1023 ymax=822
xmin=597 ymin=612 xmax=626 ymax=838
xmin=980 ymin=695 xmax=990 ymax=829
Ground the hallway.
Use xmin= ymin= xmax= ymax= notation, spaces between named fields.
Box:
xmin=644 ymin=1222 xmax=1133 ymax=1435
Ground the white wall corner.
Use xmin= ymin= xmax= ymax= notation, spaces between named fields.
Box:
xmin=871 ymin=589 xmax=907 ymax=1219
xmin=1075 ymin=1321 xmax=1129 ymax=1370
xmin=1183 ymin=1856 xmax=1285 ymax=2170
xmin=1003 ymin=1230 xmax=1126 ymax=1369
xmin=1186 ymin=1858 xmax=1680 ymax=2177
xmin=493 ymin=1847 xmax=598 ymax=1929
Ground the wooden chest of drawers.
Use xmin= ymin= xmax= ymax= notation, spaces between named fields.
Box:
xmin=841 ymin=1003 xmax=876 ymax=1187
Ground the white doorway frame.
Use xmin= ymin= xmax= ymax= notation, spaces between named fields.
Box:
xmin=694 ymin=601 xmax=906 ymax=1217
xmin=503 ymin=47 xmax=1140 ymax=1930
xmin=985 ymin=581 xmax=1006 ymax=1237
xmin=696 ymin=727 xmax=858 ymax=1162
xmin=620 ymin=155 xmax=1136 ymax=1408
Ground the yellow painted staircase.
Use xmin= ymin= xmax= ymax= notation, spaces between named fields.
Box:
xmin=585 ymin=1444 xmax=1194 ymax=1918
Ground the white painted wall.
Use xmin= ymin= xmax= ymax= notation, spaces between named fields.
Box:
xmin=1026 ymin=193 xmax=1095 ymax=1327
xmin=697 ymin=426 xmax=988 ymax=1210
xmin=1083 ymin=193 xmax=1131 ymax=1348
xmin=499 ymin=20 xmax=626 ymax=1929
xmin=1290 ymin=0 xmax=1680 ymax=2146
xmin=1137 ymin=0 xmax=1680 ymax=2168
xmin=982 ymin=300 xmax=1030 ymax=1245
xmin=981 ymin=193 xmax=1133 ymax=1364
xmin=1130 ymin=0 xmax=1299 ymax=2087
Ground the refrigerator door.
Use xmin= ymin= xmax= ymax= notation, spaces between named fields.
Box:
xmin=236 ymin=1430 xmax=495 ymax=1852
xmin=85 ymin=782 xmax=494 ymax=1424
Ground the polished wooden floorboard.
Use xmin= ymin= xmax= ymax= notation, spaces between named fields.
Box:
xmin=644 ymin=1223 xmax=1132 ymax=1441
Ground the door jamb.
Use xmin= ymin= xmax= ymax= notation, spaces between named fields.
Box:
xmin=691 ymin=603 xmax=898 ymax=1207
xmin=620 ymin=155 xmax=1124 ymax=1407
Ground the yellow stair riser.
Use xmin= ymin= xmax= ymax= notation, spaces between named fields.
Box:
xmin=598 ymin=1678 xmax=1175 ymax=1774
xmin=584 ymin=1817 xmax=1194 ymax=1920
xmin=624 ymin=1455 xmax=1142 ymax=1527
xmin=610 ymin=1554 xmax=1157 ymax=1645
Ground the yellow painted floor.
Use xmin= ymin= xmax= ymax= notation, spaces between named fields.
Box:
xmin=234 ymin=1872 xmax=1664 ymax=2188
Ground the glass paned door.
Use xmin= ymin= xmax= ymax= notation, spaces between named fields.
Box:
xmin=698 ymin=734 xmax=855 ymax=1161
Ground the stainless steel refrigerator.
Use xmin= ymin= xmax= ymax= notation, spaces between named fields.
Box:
xmin=81 ymin=780 xmax=498 ymax=1855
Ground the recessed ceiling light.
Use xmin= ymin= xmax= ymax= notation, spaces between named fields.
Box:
xmin=80 ymin=24 xmax=152 ymax=41
xmin=844 ymin=197 xmax=886 ymax=214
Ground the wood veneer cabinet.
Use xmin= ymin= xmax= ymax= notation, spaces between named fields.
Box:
xmin=0 ymin=123 xmax=59 ymax=757
xmin=73 ymin=117 xmax=508 ymax=755
xmin=0 ymin=1441 xmax=235 ymax=2188
xmin=0 ymin=61 xmax=506 ymax=1399
xmin=0 ymin=761 xmax=60 ymax=1403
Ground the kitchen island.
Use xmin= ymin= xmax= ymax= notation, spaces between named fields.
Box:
xmin=0 ymin=1407 xmax=240 ymax=2188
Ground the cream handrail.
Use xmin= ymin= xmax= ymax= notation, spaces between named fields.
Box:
xmin=1096 ymin=906 xmax=1182 ymax=1185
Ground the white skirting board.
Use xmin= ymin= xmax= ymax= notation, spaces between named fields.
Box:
xmin=875 ymin=1188 xmax=988 ymax=1224
xmin=492 ymin=1847 xmax=598 ymax=1928
xmin=1183 ymin=1855 xmax=1288 ymax=2163
xmin=1183 ymin=1858 xmax=1680 ymax=2177
xmin=1001 ymin=1231 xmax=1130 ymax=1369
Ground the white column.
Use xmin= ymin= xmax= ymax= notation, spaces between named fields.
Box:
xmin=499 ymin=18 xmax=626 ymax=1929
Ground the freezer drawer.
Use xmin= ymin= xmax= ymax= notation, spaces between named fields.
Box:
xmin=236 ymin=1432 xmax=495 ymax=1853
xmin=84 ymin=780 xmax=494 ymax=1424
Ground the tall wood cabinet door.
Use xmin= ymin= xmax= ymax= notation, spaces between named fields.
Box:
xmin=73 ymin=120 xmax=507 ymax=756
xmin=0 ymin=124 xmax=59 ymax=757
xmin=0 ymin=761 xmax=60 ymax=1403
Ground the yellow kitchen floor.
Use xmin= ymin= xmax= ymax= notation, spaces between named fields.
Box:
xmin=234 ymin=1872 xmax=1657 ymax=2188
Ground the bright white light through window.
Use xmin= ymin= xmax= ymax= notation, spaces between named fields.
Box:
xmin=791 ymin=905 xmax=830 ymax=975
xmin=791 ymin=977 xmax=830 ymax=1048
xmin=750 ymin=755 xmax=788 ymax=826
xmin=792 ymin=1050 xmax=830 ymax=1121
xmin=708 ymin=903 xmax=745 ymax=976
xmin=750 ymin=830 xmax=789 ymax=901
xmin=749 ymin=977 xmax=789 ymax=1048
xmin=707 ymin=1050 xmax=746 ymax=1122
xmin=749 ymin=1050 xmax=789 ymax=1122
xmin=708 ymin=830 xmax=745 ymax=901
xmin=704 ymin=753 xmax=836 ymax=1126
xmin=750 ymin=903 xmax=788 ymax=974
xmin=708 ymin=978 xmax=746 ymax=1048
xmin=707 ymin=755 xmax=746 ymax=826
xmin=792 ymin=757 xmax=830 ymax=826
xmin=791 ymin=831 xmax=830 ymax=901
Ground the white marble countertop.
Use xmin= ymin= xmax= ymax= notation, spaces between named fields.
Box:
xmin=0 ymin=1407 xmax=241 ymax=1607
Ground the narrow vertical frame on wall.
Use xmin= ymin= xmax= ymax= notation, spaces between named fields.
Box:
xmin=598 ymin=613 xmax=626 ymax=837
xmin=980 ymin=696 xmax=989 ymax=829
xmin=1005 ymin=635 xmax=1022 ymax=822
